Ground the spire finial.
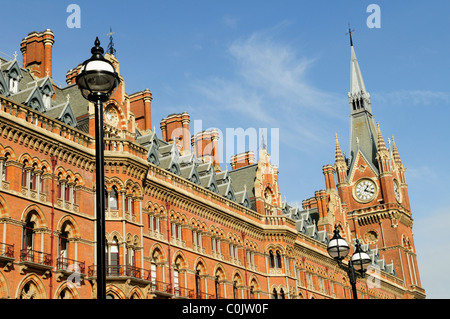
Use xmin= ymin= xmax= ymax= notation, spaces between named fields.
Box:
xmin=346 ymin=24 xmax=355 ymax=47
xmin=106 ymin=27 xmax=116 ymax=55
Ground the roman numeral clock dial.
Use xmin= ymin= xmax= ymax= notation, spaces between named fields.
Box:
xmin=354 ymin=179 xmax=376 ymax=202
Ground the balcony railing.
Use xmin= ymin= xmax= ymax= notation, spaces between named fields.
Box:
xmin=173 ymin=286 xmax=195 ymax=298
xmin=56 ymin=257 xmax=85 ymax=274
xmin=87 ymin=264 xmax=151 ymax=280
xmin=196 ymin=291 xmax=216 ymax=299
xmin=0 ymin=242 xmax=14 ymax=259
xmin=20 ymin=248 xmax=52 ymax=266
xmin=149 ymin=280 xmax=172 ymax=295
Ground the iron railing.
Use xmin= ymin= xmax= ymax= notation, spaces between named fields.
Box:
xmin=20 ymin=248 xmax=52 ymax=266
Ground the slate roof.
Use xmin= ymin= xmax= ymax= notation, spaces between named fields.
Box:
xmin=0 ymin=56 xmax=364 ymax=250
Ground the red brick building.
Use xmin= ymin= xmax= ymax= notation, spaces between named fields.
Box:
xmin=0 ymin=29 xmax=425 ymax=299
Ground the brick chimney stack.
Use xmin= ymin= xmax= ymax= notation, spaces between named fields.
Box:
xmin=191 ymin=129 xmax=220 ymax=170
xmin=130 ymin=89 xmax=153 ymax=133
xmin=20 ymin=29 xmax=55 ymax=79
xmin=230 ymin=151 xmax=255 ymax=170
xmin=160 ymin=112 xmax=190 ymax=154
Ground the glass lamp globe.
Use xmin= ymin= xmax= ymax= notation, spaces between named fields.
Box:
xmin=351 ymin=239 xmax=372 ymax=272
xmin=327 ymin=226 xmax=350 ymax=261
xmin=76 ymin=37 xmax=119 ymax=102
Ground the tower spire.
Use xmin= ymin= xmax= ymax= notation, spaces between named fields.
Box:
xmin=346 ymin=24 xmax=354 ymax=47
xmin=347 ymin=29 xmax=377 ymax=168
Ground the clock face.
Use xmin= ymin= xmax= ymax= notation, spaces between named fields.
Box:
xmin=393 ymin=180 xmax=401 ymax=202
xmin=354 ymin=179 xmax=376 ymax=202
xmin=104 ymin=106 xmax=119 ymax=126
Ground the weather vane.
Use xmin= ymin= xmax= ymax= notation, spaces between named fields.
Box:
xmin=345 ymin=24 xmax=355 ymax=46
xmin=106 ymin=27 xmax=116 ymax=55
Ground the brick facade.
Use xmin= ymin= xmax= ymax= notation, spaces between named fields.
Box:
xmin=0 ymin=30 xmax=425 ymax=299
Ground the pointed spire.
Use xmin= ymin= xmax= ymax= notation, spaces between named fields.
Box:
xmin=346 ymin=24 xmax=354 ymax=47
xmin=391 ymin=135 xmax=403 ymax=166
xmin=334 ymin=133 xmax=346 ymax=164
xmin=350 ymin=37 xmax=367 ymax=95
xmin=376 ymin=122 xmax=388 ymax=153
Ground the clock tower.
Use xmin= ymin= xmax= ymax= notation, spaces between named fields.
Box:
xmin=334 ymin=30 xmax=423 ymax=297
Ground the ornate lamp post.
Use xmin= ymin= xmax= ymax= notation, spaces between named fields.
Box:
xmin=76 ymin=37 xmax=119 ymax=299
xmin=327 ymin=225 xmax=371 ymax=299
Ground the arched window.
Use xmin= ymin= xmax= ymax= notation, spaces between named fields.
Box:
xmin=0 ymin=155 xmax=8 ymax=181
xmin=195 ymin=270 xmax=201 ymax=298
xmin=233 ymin=281 xmax=238 ymax=299
xmin=173 ymin=265 xmax=180 ymax=297
xmin=215 ymin=275 xmax=220 ymax=299
xmin=279 ymin=288 xmax=285 ymax=299
xmin=269 ymin=250 xmax=275 ymax=268
xmin=23 ymin=216 xmax=35 ymax=252
xmin=272 ymin=288 xmax=278 ymax=299
xmin=107 ymin=237 xmax=119 ymax=275
xmin=109 ymin=187 xmax=118 ymax=210
xmin=276 ymin=250 xmax=282 ymax=268
xmin=59 ymin=230 xmax=69 ymax=260
xmin=250 ymin=285 xmax=254 ymax=299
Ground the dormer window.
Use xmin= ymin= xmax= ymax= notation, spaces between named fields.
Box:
xmin=43 ymin=94 xmax=51 ymax=108
xmin=9 ymin=77 xmax=18 ymax=94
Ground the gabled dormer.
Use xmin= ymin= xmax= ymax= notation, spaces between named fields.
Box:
xmin=39 ymin=77 xmax=55 ymax=109
xmin=24 ymin=87 xmax=45 ymax=112
xmin=0 ymin=68 xmax=9 ymax=96
xmin=6 ymin=59 xmax=23 ymax=94
xmin=45 ymin=101 xmax=77 ymax=128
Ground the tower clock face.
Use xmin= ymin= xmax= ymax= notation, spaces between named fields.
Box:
xmin=104 ymin=106 xmax=119 ymax=126
xmin=393 ymin=180 xmax=401 ymax=202
xmin=354 ymin=179 xmax=376 ymax=202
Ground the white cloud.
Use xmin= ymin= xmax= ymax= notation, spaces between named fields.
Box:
xmin=189 ymin=25 xmax=345 ymax=155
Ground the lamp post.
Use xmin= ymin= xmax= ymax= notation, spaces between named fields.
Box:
xmin=327 ymin=225 xmax=371 ymax=299
xmin=76 ymin=37 xmax=119 ymax=299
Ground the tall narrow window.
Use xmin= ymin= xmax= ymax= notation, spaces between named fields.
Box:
xmin=215 ymin=276 xmax=220 ymax=299
xmin=23 ymin=218 xmax=35 ymax=251
xmin=233 ymin=281 xmax=238 ymax=299
xmin=59 ymin=230 xmax=69 ymax=260
xmin=276 ymin=250 xmax=282 ymax=268
xmin=150 ymin=262 xmax=157 ymax=283
xmin=269 ymin=250 xmax=275 ymax=268
xmin=1 ymin=157 xmax=7 ymax=181
xmin=272 ymin=288 xmax=278 ymax=299
xmin=108 ymin=237 xmax=119 ymax=275
xmin=110 ymin=187 xmax=118 ymax=210
xmin=195 ymin=270 xmax=201 ymax=298
xmin=174 ymin=266 xmax=180 ymax=296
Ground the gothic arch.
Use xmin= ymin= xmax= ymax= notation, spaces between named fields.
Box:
xmin=56 ymin=215 xmax=81 ymax=238
xmin=106 ymin=230 xmax=123 ymax=243
xmin=54 ymin=281 xmax=80 ymax=299
xmin=194 ymin=258 xmax=208 ymax=275
xmin=16 ymin=274 xmax=47 ymax=299
xmin=173 ymin=250 xmax=188 ymax=269
xmin=0 ymin=271 xmax=9 ymax=298
xmin=0 ymin=194 xmax=9 ymax=218
xmin=129 ymin=287 xmax=145 ymax=299
xmin=214 ymin=264 xmax=227 ymax=281
xmin=248 ymin=275 xmax=260 ymax=291
xmin=232 ymin=270 xmax=244 ymax=285
xmin=106 ymin=284 xmax=126 ymax=299
xmin=150 ymin=244 xmax=166 ymax=262
xmin=105 ymin=176 xmax=124 ymax=191
xmin=21 ymin=204 xmax=47 ymax=228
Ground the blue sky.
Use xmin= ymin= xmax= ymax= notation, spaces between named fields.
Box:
xmin=1 ymin=0 xmax=449 ymax=298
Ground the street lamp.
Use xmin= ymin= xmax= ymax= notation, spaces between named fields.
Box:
xmin=76 ymin=37 xmax=119 ymax=299
xmin=327 ymin=225 xmax=371 ymax=299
